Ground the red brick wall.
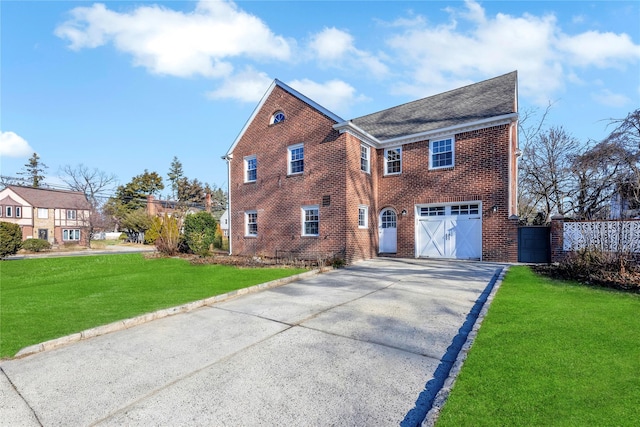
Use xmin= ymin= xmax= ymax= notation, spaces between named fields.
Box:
xmin=229 ymin=87 xmax=518 ymax=263
xmin=229 ymin=86 xmax=349 ymax=261
xmin=376 ymin=125 xmax=518 ymax=262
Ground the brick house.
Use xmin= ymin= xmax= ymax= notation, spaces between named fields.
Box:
xmin=223 ymin=71 xmax=520 ymax=263
xmin=0 ymin=185 xmax=92 ymax=246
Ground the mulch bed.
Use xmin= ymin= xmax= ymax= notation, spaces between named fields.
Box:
xmin=532 ymin=264 xmax=640 ymax=293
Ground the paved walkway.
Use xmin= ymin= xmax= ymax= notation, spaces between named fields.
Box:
xmin=1 ymin=258 xmax=504 ymax=426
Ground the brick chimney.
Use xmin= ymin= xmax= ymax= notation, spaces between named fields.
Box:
xmin=147 ymin=195 xmax=156 ymax=216
xmin=205 ymin=193 xmax=212 ymax=212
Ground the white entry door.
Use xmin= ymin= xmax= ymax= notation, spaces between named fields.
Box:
xmin=416 ymin=203 xmax=482 ymax=260
xmin=379 ymin=208 xmax=397 ymax=253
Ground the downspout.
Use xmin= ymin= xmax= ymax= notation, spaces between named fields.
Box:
xmin=221 ymin=154 xmax=233 ymax=255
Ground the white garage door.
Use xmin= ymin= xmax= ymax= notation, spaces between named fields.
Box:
xmin=416 ymin=203 xmax=482 ymax=260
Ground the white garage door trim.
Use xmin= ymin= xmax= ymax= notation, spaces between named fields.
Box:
xmin=415 ymin=202 xmax=482 ymax=260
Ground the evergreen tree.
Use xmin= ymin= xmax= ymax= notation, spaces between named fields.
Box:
xmin=167 ymin=156 xmax=184 ymax=200
xmin=18 ymin=153 xmax=48 ymax=187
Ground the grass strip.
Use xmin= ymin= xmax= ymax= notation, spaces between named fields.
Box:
xmin=436 ymin=265 xmax=640 ymax=427
xmin=0 ymin=254 xmax=305 ymax=358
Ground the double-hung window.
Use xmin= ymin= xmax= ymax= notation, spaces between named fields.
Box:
xmin=384 ymin=147 xmax=402 ymax=175
xmin=288 ymin=144 xmax=304 ymax=175
xmin=245 ymin=155 xmax=257 ymax=182
xmin=358 ymin=205 xmax=368 ymax=228
xmin=245 ymin=211 xmax=257 ymax=236
xmin=430 ymin=138 xmax=454 ymax=169
xmin=302 ymin=206 xmax=319 ymax=236
xmin=67 ymin=210 xmax=77 ymax=220
xmin=360 ymin=144 xmax=370 ymax=173
xmin=63 ymin=229 xmax=81 ymax=241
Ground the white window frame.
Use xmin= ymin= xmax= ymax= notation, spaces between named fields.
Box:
xmin=66 ymin=209 xmax=77 ymax=220
xmin=358 ymin=205 xmax=368 ymax=229
xmin=288 ymin=143 xmax=304 ymax=175
xmin=245 ymin=211 xmax=258 ymax=236
xmin=429 ymin=137 xmax=455 ymax=169
xmin=244 ymin=155 xmax=257 ymax=183
xmin=384 ymin=147 xmax=402 ymax=175
xmin=38 ymin=208 xmax=48 ymax=219
xmin=270 ymin=111 xmax=285 ymax=125
xmin=15 ymin=206 xmax=21 ymax=218
xmin=302 ymin=205 xmax=319 ymax=236
xmin=360 ymin=144 xmax=370 ymax=173
xmin=63 ymin=229 xmax=81 ymax=241
xmin=5 ymin=206 xmax=12 ymax=217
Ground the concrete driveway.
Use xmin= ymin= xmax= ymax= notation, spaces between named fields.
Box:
xmin=1 ymin=258 xmax=505 ymax=426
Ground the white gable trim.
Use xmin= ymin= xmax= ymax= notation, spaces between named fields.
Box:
xmin=334 ymin=112 xmax=518 ymax=149
xmin=225 ymin=79 xmax=344 ymax=156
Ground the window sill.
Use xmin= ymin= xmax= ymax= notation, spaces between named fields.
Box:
xmin=301 ymin=235 xmax=319 ymax=238
xmin=244 ymin=235 xmax=258 ymax=238
xmin=286 ymin=173 xmax=304 ymax=178
xmin=383 ymin=173 xmax=401 ymax=177
xmin=244 ymin=181 xmax=257 ymax=184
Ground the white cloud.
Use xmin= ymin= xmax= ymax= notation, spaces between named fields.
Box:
xmin=308 ymin=27 xmax=389 ymax=78
xmin=591 ymin=89 xmax=632 ymax=108
xmin=0 ymin=131 xmax=33 ymax=157
xmin=384 ymin=0 xmax=640 ymax=105
xmin=287 ymin=79 xmax=368 ymax=116
xmin=207 ymin=68 xmax=273 ymax=103
xmin=55 ymin=1 xmax=292 ymax=78
xmin=558 ymin=31 xmax=640 ymax=68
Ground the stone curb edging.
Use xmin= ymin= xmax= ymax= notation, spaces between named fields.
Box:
xmin=421 ymin=265 xmax=510 ymax=427
xmin=14 ymin=268 xmax=328 ymax=359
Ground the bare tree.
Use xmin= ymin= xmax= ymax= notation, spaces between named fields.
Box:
xmin=519 ymin=126 xmax=581 ymax=222
xmin=59 ymin=164 xmax=118 ymax=246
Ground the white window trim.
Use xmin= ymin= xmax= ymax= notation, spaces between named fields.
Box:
xmin=245 ymin=211 xmax=258 ymax=237
xmin=244 ymin=155 xmax=257 ymax=183
xmin=360 ymin=144 xmax=370 ymax=173
xmin=63 ymin=229 xmax=81 ymax=241
xmin=288 ymin=143 xmax=304 ymax=175
xmin=358 ymin=205 xmax=369 ymax=229
xmin=66 ymin=209 xmax=77 ymax=220
xmin=429 ymin=137 xmax=455 ymax=170
xmin=38 ymin=208 xmax=48 ymax=219
xmin=384 ymin=147 xmax=402 ymax=175
xmin=15 ymin=206 xmax=21 ymax=218
xmin=301 ymin=205 xmax=319 ymax=236
xmin=5 ymin=206 xmax=12 ymax=217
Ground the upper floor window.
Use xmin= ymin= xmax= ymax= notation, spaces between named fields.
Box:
xmin=360 ymin=144 xmax=370 ymax=173
xmin=38 ymin=208 xmax=48 ymax=219
xmin=244 ymin=155 xmax=257 ymax=182
xmin=271 ymin=111 xmax=285 ymax=125
xmin=288 ymin=143 xmax=304 ymax=175
xmin=384 ymin=147 xmax=402 ymax=175
xmin=5 ymin=206 xmax=12 ymax=217
xmin=430 ymin=138 xmax=454 ymax=169
xmin=245 ymin=211 xmax=258 ymax=236
xmin=302 ymin=205 xmax=319 ymax=236
xmin=67 ymin=210 xmax=77 ymax=220
xmin=15 ymin=207 xmax=21 ymax=218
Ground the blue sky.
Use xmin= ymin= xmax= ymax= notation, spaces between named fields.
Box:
xmin=1 ymin=0 xmax=639 ymax=196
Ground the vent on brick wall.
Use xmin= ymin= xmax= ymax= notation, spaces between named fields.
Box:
xmin=322 ymin=195 xmax=331 ymax=207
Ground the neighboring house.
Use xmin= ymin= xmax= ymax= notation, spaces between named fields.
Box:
xmin=0 ymin=185 xmax=91 ymax=246
xmin=223 ymin=71 xmax=520 ymax=263
xmin=219 ymin=209 xmax=229 ymax=237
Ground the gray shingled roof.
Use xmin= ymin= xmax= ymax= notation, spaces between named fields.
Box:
xmin=351 ymin=71 xmax=517 ymax=141
xmin=7 ymin=185 xmax=91 ymax=209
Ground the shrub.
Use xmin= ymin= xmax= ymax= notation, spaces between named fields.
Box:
xmin=183 ymin=212 xmax=217 ymax=256
xmin=144 ymin=216 xmax=162 ymax=244
xmin=154 ymin=214 xmax=180 ymax=256
xmin=21 ymin=238 xmax=51 ymax=253
xmin=0 ymin=222 xmax=22 ymax=258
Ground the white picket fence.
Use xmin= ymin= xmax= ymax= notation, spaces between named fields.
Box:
xmin=563 ymin=220 xmax=640 ymax=253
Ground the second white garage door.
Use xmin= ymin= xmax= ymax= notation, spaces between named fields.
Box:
xmin=416 ymin=203 xmax=482 ymax=260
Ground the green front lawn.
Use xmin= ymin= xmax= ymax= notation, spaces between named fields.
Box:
xmin=0 ymin=254 xmax=305 ymax=358
xmin=437 ymin=266 xmax=640 ymax=426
